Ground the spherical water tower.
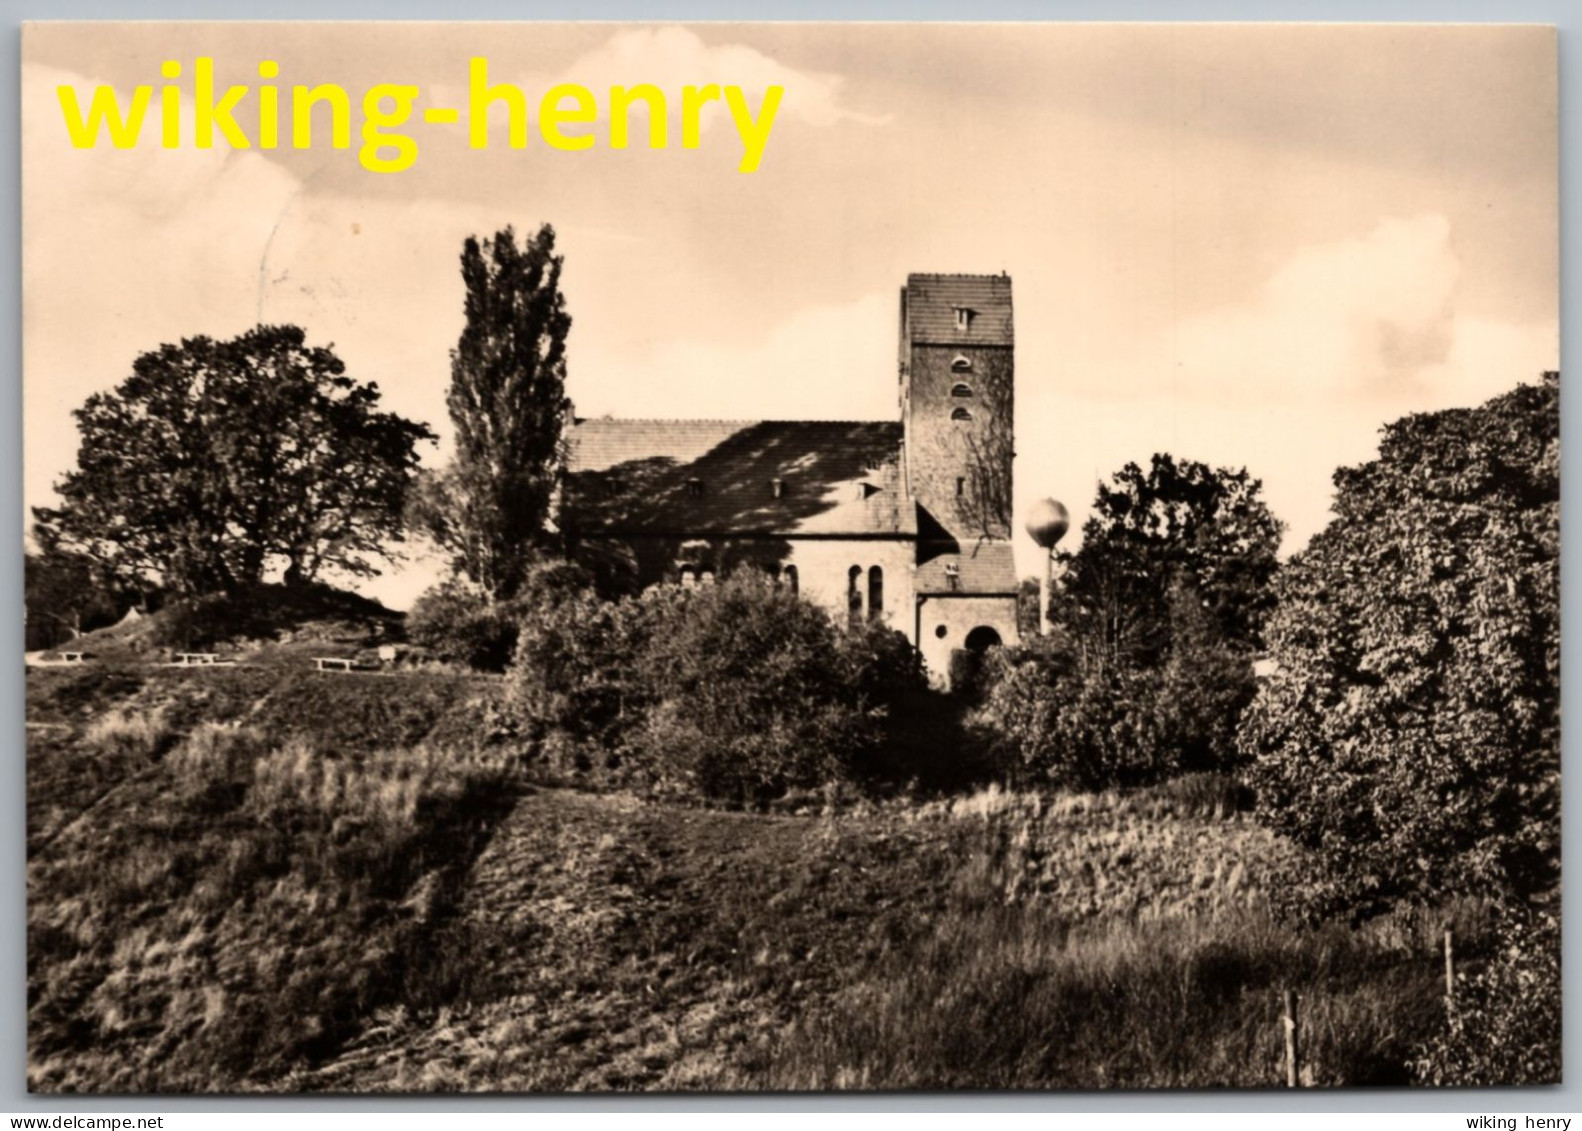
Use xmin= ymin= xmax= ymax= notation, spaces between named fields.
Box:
xmin=1024 ymin=498 xmax=1070 ymax=636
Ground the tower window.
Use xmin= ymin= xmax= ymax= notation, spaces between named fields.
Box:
xmin=685 ymin=478 xmax=703 ymax=498
xmin=945 ymin=562 xmax=961 ymax=591
xmin=951 ymin=382 xmax=973 ymax=398
xmin=951 ymin=407 xmax=974 ymax=422
xmin=953 ymin=306 xmax=975 ymax=332
xmin=951 ymin=355 xmax=973 ymax=373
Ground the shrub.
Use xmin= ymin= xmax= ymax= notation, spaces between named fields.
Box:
xmin=507 ymin=573 xmax=924 ymax=800
xmin=408 ymin=560 xmax=593 ymax=671
xmin=973 ymin=635 xmax=1254 ymax=791
xmin=83 ymin=706 xmax=170 ymax=760
xmin=406 ymin=579 xmax=522 ymax=672
xmin=1240 ymin=375 xmax=1559 ymax=916
xmin=1413 ymin=909 xmax=1560 ymax=1085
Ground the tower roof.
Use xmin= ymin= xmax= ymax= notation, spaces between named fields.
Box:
xmin=903 ymin=273 xmax=1013 ymax=346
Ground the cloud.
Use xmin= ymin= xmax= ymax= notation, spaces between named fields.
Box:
xmin=554 ymin=26 xmax=890 ymax=130
xmin=23 ymin=63 xmax=303 ymax=504
xmin=1013 ymin=215 xmax=1557 ymax=568
xmin=1171 ymin=214 xmax=1456 ymax=401
xmin=439 ymin=25 xmax=890 ymax=141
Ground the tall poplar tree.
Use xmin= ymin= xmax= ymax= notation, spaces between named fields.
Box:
xmin=419 ymin=224 xmax=573 ymax=600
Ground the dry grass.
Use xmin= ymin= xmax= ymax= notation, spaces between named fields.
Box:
xmin=28 ymin=672 xmax=518 ymax=1093
xmin=29 ymin=656 xmax=1474 ymax=1093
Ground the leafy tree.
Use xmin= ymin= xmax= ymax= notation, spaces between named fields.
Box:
xmin=34 ymin=325 xmax=434 ymax=596
xmin=975 ymin=456 xmax=1276 ymax=789
xmin=1057 ymin=455 xmax=1283 ymax=669
xmin=24 ymin=546 xmax=136 ymax=647
xmin=416 ymin=224 xmax=572 ymax=600
xmin=1240 ymin=374 xmax=1559 ymax=917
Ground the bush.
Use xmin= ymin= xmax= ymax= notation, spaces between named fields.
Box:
xmin=973 ymin=635 xmax=1254 ymax=791
xmin=150 ymin=582 xmax=396 ymax=652
xmin=506 ymin=573 xmax=925 ymax=801
xmin=1240 ymin=375 xmax=1559 ymax=917
xmin=1413 ymin=909 xmax=1560 ymax=1085
xmin=408 ymin=561 xmax=592 ymax=671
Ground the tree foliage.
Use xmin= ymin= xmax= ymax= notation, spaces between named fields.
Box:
xmin=416 ymin=224 xmax=572 ymax=600
xmin=506 ymin=573 xmax=925 ymax=801
xmin=1412 ymin=909 xmax=1560 ymax=1085
xmin=24 ymin=547 xmax=137 ymax=646
xmin=976 ymin=456 xmax=1276 ymax=789
xmin=34 ymin=325 xmax=434 ymax=597
xmin=1058 ymin=454 xmax=1283 ymax=668
xmin=1241 ymin=374 xmax=1559 ymax=917
xmin=407 ymin=559 xmax=592 ymax=672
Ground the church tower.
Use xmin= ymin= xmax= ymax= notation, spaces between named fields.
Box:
xmin=899 ymin=274 xmax=1015 ymax=545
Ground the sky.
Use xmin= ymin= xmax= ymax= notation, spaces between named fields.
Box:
xmin=22 ymin=21 xmax=1559 ymax=608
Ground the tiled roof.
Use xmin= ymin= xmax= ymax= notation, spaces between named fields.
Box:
xmin=915 ymin=540 xmax=1019 ymax=595
xmin=904 ymin=274 xmax=1013 ymax=346
xmin=564 ymin=419 xmax=914 ymax=538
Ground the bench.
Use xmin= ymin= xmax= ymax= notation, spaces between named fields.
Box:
xmin=313 ymin=657 xmax=358 ymax=673
xmin=58 ymin=652 xmax=87 ymax=664
xmin=174 ymin=652 xmax=222 ymax=666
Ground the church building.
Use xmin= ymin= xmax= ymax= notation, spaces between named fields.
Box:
xmin=561 ymin=273 xmax=1021 ymax=684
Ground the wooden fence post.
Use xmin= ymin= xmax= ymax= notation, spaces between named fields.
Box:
xmin=1282 ymin=989 xmax=1300 ymax=1088
xmin=1444 ymin=926 xmax=1456 ymax=1011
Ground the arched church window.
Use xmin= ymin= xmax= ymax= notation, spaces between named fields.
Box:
xmin=680 ymin=568 xmax=697 ymax=590
xmin=951 ymin=407 xmax=974 ymax=422
xmin=847 ymin=565 xmax=863 ymax=627
xmin=868 ymin=566 xmax=884 ymax=622
xmin=784 ymin=564 xmax=799 ymax=595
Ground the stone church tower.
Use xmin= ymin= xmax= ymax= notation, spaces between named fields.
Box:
xmin=899 ymin=273 xmax=1015 ymax=547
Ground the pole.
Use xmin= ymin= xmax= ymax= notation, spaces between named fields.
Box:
xmin=1040 ymin=549 xmax=1053 ymax=636
xmin=1283 ymin=989 xmax=1300 ymax=1088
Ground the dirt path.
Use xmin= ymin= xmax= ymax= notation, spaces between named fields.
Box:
xmin=301 ymin=787 xmax=952 ymax=1092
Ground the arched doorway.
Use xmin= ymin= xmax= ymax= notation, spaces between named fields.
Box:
xmin=964 ymin=626 xmax=1002 ymax=653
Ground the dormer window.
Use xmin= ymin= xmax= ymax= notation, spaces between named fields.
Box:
xmin=951 ymin=407 xmax=974 ymax=422
xmin=951 ymin=355 xmax=973 ymax=373
xmin=685 ymin=478 xmax=703 ymax=498
xmin=945 ymin=562 xmax=961 ymax=591
xmin=953 ymin=306 xmax=975 ymax=332
xmin=951 ymin=382 xmax=974 ymax=399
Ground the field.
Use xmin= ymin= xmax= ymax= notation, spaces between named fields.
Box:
xmin=28 ymin=658 xmax=1472 ymax=1092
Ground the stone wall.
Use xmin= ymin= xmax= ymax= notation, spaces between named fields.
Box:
xmin=903 ymin=343 xmax=1014 ymax=541
xmin=916 ymin=593 xmax=1019 ymax=687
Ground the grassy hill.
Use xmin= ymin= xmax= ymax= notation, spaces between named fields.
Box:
xmin=26 ymin=593 xmax=1477 ymax=1091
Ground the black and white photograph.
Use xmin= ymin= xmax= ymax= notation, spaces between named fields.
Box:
xmin=20 ymin=20 xmax=1559 ymax=1093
